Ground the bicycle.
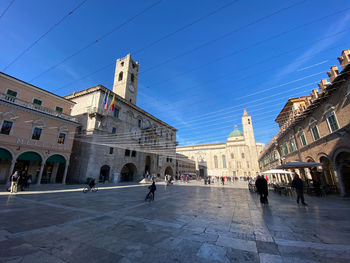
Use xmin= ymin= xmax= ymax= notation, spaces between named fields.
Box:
xmin=83 ymin=185 xmax=98 ymax=193
xmin=145 ymin=191 xmax=154 ymax=202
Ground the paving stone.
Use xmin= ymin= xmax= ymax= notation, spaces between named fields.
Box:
xmin=225 ymin=248 xmax=259 ymax=262
xmin=259 ymin=253 xmax=283 ymax=263
xmin=256 ymin=241 xmax=279 ymax=254
xmin=196 ymin=243 xmax=229 ymax=263
xmin=216 ymin=235 xmax=257 ymax=253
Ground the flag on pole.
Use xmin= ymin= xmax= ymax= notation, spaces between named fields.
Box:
xmin=103 ymin=91 xmax=107 ymax=109
xmin=111 ymin=95 xmax=115 ymax=112
xmin=105 ymin=92 xmax=110 ymax=110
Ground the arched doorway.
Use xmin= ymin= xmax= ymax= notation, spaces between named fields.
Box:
xmin=42 ymin=155 xmax=66 ymax=184
xmin=164 ymin=166 xmax=173 ymax=177
xmin=144 ymin=156 xmax=151 ymax=176
xmin=15 ymin=151 xmax=42 ymax=184
xmin=320 ymin=156 xmax=338 ymax=189
xmin=99 ymin=165 xmax=110 ymax=182
xmin=121 ymin=163 xmax=137 ymax=182
xmin=0 ymin=148 xmax=13 ymax=184
xmin=335 ymin=152 xmax=350 ymax=196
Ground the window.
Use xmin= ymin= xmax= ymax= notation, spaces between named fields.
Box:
xmin=248 ymin=119 xmax=251 ymax=124
xmin=326 ymin=112 xmax=339 ymax=132
xmin=311 ymin=124 xmax=320 ymax=141
xmin=112 ymin=127 xmax=117 ymax=134
xmin=131 ymin=73 xmax=135 ymax=83
xmin=55 ymin=106 xmax=63 ymax=113
xmin=57 ymin=133 xmax=66 ymax=144
xmin=160 ymin=130 xmax=163 ymax=137
xmin=132 ymin=63 xmax=136 ymax=69
xmin=131 ymin=150 xmax=136 ymax=157
xmin=289 ymin=138 xmax=297 ymax=152
xmin=222 ymin=155 xmax=227 ymax=168
xmin=247 ymin=161 xmax=250 ymax=168
xmin=138 ymin=119 xmax=142 ymax=128
xmin=232 ymin=171 xmax=236 ymax=177
xmin=231 ymin=153 xmax=234 ymax=159
xmin=121 ymin=61 xmax=124 ymax=67
xmin=33 ymin=98 xmax=42 ymax=106
xmin=32 ymin=127 xmax=42 ymax=140
xmin=214 ymin=155 xmax=218 ymax=168
xmin=118 ymin=72 xmax=123 ymax=81
xmin=113 ymin=108 xmax=119 ymax=118
xmin=298 ymin=129 xmax=307 ymax=146
xmin=6 ymin=89 xmax=17 ymax=102
xmin=241 ymin=153 xmax=245 ymax=159
xmin=1 ymin=120 xmax=13 ymax=135
xmin=109 ymin=147 xmax=114 ymax=154
xmin=125 ymin=149 xmax=130 ymax=156
xmin=236 ymin=161 xmax=241 ymax=169
xmin=284 ymin=143 xmax=289 ymax=155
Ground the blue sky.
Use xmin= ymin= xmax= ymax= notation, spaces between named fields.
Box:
xmin=1 ymin=0 xmax=350 ymax=146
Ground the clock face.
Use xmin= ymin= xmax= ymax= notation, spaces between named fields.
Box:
xmin=129 ymin=85 xmax=135 ymax=93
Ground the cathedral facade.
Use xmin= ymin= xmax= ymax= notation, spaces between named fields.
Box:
xmin=176 ymin=110 xmax=264 ymax=179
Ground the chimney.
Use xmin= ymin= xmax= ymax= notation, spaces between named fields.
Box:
xmin=327 ymin=66 xmax=339 ymax=82
xmin=337 ymin=49 xmax=350 ymax=70
xmin=310 ymin=88 xmax=319 ymax=101
xmin=318 ymin=78 xmax=330 ymax=93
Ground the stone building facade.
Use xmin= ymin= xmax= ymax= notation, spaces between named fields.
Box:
xmin=258 ymin=49 xmax=350 ymax=196
xmin=65 ymin=54 xmax=177 ymax=183
xmin=0 ymin=72 xmax=78 ymax=184
xmin=177 ymin=110 xmax=265 ymax=180
xmin=176 ymin=153 xmax=197 ymax=178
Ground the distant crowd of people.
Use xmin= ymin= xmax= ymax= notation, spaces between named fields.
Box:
xmin=8 ymin=170 xmax=32 ymax=193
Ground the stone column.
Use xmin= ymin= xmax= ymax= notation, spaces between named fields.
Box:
xmin=36 ymin=162 xmax=45 ymax=185
xmin=51 ymin=163 xmax=59 ymax=183
xmin=335 ymin=165 xmax=346 ymax=196
xmin=62 ymin=162 xmax=69 ymax=184
xmin=6 ymin=160 xmax=16 ymax=185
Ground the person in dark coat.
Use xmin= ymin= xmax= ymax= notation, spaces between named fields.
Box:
xmin=255 ymin=175 xmax=268 ymax=204
xmin=292 ymin=174 xmax=307 ymax=205
xmin=147 ymin=181 xmax=157 ymax=200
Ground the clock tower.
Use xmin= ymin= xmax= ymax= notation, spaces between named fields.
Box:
xmin=113 ymin=54 xmax=139 ymax=105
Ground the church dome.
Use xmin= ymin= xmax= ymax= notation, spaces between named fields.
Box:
xmin=228 ymin=125 xmax=244 ymax=138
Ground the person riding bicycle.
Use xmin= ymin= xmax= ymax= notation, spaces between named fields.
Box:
xmin=146 ymin=182 xmax=157 ymax=200
xmin=86 ymin=178 xmax=95 ymax=189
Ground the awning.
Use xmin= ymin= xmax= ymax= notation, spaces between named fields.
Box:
xmin=276 ymin=161 xmax=323 ymax=169
xmin=46 ymin=155 xmax=66 ymax=163
xmin=17 ymin=152 xmax=42 ymax=162
xmin=261 ymin=169 xmax=294 ymax=175
xmin=0 ymin=148 xmax=12 ymax=160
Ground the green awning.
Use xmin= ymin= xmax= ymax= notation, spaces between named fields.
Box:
xmin=46 ymin=154 xmax=66 ymax=163
xmin=0 ymin=148 xmax=12 ymax=160
xmin=17 ymin=152 xmax=42 ymax=162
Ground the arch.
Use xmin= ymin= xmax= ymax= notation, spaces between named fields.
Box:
xmin=331 ymin=146 xmax=350 ymax=164
xmin=43 ymin=154 xmax=66 ymax=184
xmin=99 ymin=165 xmax=110 ymax=183
xmin=17 ymin=151 xmax=42 ymax=162
xmin=144 ymin=156 xmax=151 ymax=175
xmin=118 ymin=71 xmax=123 ymax=81
xmin=305 ymin=156 xmax=315 ymax=162
xmin=335 ymin=151 xmax=350 ymax=196
xmin=120 ymin=163 xmax=137 ymax=182
xmin=0 ymin=147 xmax=14 ymax=160
xmin=14 ymin=151 xmax=43 ymax=184
xmin=319 ymin=156 xmax=338 ymax=188
xmin=0 ymin=147 xmax=13 ymax=183
xmin=164 ymin=166 xmax=173 ymax=177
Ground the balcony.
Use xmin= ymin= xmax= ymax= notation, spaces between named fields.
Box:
xmin=87 ymin=106 xmax=105 ymax=118
xmin=0 ymin=93 xmax=77 ymax=123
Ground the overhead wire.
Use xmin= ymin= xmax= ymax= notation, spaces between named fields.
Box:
xmin=55 ymin=0 xmax=306 ymax=91
xmin=3 ymin=0 xmax=88 ymax=71
xmin=29 ymin=0 xmax=163 ymax=82
xmin=29 ymin=0 xmax=236 ymax=83
xmin=0 ymin=0 xmax=15 ymax=20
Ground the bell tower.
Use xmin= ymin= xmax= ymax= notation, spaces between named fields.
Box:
xmin=113 ymin=54 xmax=139 ymax=105
xmin=242 ymin=109 xmax=256 ymax=147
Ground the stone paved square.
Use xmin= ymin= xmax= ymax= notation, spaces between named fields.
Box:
xmin=1 ymin=182 xmax=350 ymax=262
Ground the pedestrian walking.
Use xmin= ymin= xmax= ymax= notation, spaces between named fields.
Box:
xmin=10 ymin=171 xmax=19 ymax=193
xmin=27 ymin=174 xmax=32 ymax=188
xmin=292 ymin=174 xmax=307 ymax=206
xmin=147 ymin=181 xmax=157 ymax=200
xmin=221 ymin=177 xmax=225 ymax=185
xmin=18 ymin=170 xmax=26 ymax=191
xmin=255 ymin=175 xmax=268 ymax=204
